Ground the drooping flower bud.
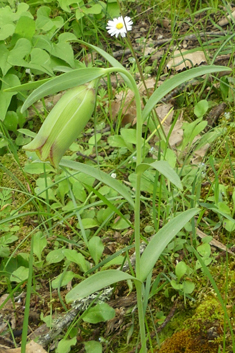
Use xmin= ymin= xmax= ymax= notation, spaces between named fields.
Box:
xmin=23 ymin=80 xmax=97 ymax=168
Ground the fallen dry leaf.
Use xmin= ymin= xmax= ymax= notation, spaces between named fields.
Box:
xmin=0 ymin=341 xmax=47 ymax=353
xmin=156 ymin=103 xmax=174 ymax=124
xmin=110 ymin=78 xmax=211 ymax=158
xmin=137 ymin=77 xmax=156 ymax=94
xmin=111 ymin=77 xmax=157 ymax=125
xmin=167 ymin=49 xmax=207 ymax=71
xmin=191 ymin=143 xmax=210 ymax=164
xmin=196 ymin=228 xmax=235 ymax=255
xmin=156 ymin=18 xmax=171 ymax=28
xmin=142 ymin=46 xmax=156 ymax=56
xmin=0 ymin=294 xmax=13 ymax=309
xmin=161 ymin=110 xmax=184 ymax=148
xmin=106 ymin=307 xmax=125 ymax=335
xmin=218 ymin=9 xmax=235 ymax=26
xmin=150 ymin=49 xmax=165 ymax=61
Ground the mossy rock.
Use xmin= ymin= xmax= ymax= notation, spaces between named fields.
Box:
xmin=157 ymin=298 xmax=227 ymax=353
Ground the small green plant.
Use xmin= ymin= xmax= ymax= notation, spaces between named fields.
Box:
xmin=170 ymin=260 xmax=195 ymax=298
xmin=3 ymin=5 xmax=235 ymax=352
xmin=0 ymin=189 xmax=20 ymax=258
xmin=7 ymin=31 xmax=230 ymax=353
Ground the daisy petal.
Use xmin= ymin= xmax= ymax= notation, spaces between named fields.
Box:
xmin=106 ymin=16 xmax=133 ymax=38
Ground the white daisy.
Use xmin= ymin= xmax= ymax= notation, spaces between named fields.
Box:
xmin=106 ymin=16 xmax=133 ymax=38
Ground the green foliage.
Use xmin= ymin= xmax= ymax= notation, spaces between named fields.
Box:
xmin=196 ymin=242 xmax=212 ymax=269
xmin=139 ymin=209 xmax=198 ymax=282
xmin=1 ymin=2 xmax=235 ymax=352
xmin=88 ymin=236 xmax=104 ymax=265
xmin=0 ymin=188 xmax=20 ymax=257
xmin=0 ymin=0 xmax=121 ymax=143
xmin=56 ymin=337 xmax=77 ymax=353
xmin=84 ymin=341 xmax=102 ymax=353
xmin=171 ymin=261 xmax=195 ymax=296
xmin=33 ymin=230 xmax=47 ymax=262
xmin=0 ymin=3 xmax=72 ymax=143
xmin=194 ymin=99 xmax=209 ymax=118
xmin=52 ymin=271 xmax=76 ymax=289
xmin=82 ymin=302 xmax=115 ymax=323
xmin=65 ymin=270 xmax=138 ymax=303
xmin=0 ymin=232 xmax=18 ymax=257
xmin=10 ymin=266 xmax=29 ymax=283
xmin=12 ymin=56 xmax=228 ymax=351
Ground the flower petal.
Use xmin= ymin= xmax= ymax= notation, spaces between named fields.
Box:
xmin=106 ymin=16 xmax=133 ymax=38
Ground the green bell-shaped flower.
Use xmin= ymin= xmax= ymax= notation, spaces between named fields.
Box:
xmin=23 ymin=80 xmax=97 ymax=168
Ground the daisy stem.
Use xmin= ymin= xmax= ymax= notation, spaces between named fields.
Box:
xmin=115 ymin=0 xmax=166 ymax=141
xmin=123 ymin=34 xmax=166 ymax=142
xmin=103 ymin=66 xmax=147 ymax=352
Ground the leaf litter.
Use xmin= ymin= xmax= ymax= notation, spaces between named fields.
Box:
xmin=0 ymin=341 xmax=47 ymax=353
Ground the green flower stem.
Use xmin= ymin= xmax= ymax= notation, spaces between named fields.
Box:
xmin=104 ymin=67 xmax=146 ymax=352
xmin=123 ymin=29 xmax=166 ymax=141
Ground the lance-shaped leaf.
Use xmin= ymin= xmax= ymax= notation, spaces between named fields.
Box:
xmin=60 ymin=159 xmax=134 ymax=208
xmin=139 ymin=208 xmax=199 ymax=282
xmin=65 ymin=270 xmax=139 ymax=303
xmin=21 ymin=67 xmax=106 ymax=112
xmin=136 ymin=160 xmax=182 ymax=190
xmin=142 ymin=66 xmax=231 ymax=122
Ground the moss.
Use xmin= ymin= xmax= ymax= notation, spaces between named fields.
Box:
xmin=157 ymin=298 xmax=225 ymax=353
xmin=158 ymin=327 xmax=219 ymax=353
xmin=0 ymin=152 xmax=26 ymax=183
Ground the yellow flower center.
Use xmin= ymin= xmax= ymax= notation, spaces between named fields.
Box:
xmin=116 ymin=22 xmax=123 ymax=29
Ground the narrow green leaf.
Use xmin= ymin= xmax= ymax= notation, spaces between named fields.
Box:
xmin=210 ymin=207 xmax=235 ymax=225
xmin=142 ymin=66 xmax=231 ymax=121
xmin=65 ymin=270 xmax=138 ymax=303
xmin=136 ymin=160 xmax=182 ymax=189
xmin=24 ymin=162 xmax=54 ymax=174
xmin=4 ymin=78 xmax=51 ymax=93
xmin=140 ymin=208 xmax=199 ymax=282
xmin=60 ymin=159 xmax=134 ymax=208
xmin=21 ymin=67 xmax=107 ymax=112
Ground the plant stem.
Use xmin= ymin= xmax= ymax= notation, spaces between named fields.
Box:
xmin=114 ymin=0 xmax=166 ymax=141
xmin=21 ymin=235 xmax=34 ymax=353
xmin=104 ymin=66 xmax=147 ymax=352
xmin=135 ymin=174 xmax=147 ymax=352
xmin=124 ymin=38 xmax=166 ymax=139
